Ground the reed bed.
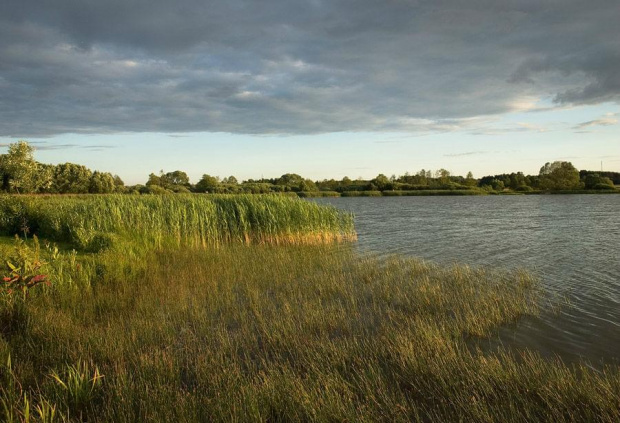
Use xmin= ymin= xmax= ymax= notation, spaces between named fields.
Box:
xmin=0 ymin=194 xmax=356 ymax=249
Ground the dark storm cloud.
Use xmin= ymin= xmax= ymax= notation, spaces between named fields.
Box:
xmin=1 ymin=0 xmax=619 ymax=137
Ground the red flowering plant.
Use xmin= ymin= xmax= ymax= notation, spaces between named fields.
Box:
xmin=1 ymin=235 xmax=50 ymax=299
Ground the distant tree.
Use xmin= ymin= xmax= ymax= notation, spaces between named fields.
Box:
xmin=221 ymin=175 xmax=238 ymax=185
xmin=299 ymin=179 xmax=318 ymax=192
xmin=275 ymin=173 xmax=304 ymax=190
xmin=52 ymin=163 xmax=93 ymax=193
xmin=113 ymin=175 xmax=126 ymax=193
xmin=0 ymin=140 xmax=40 ymax=193
xmin=491 ymin=179 xmax=505 ymax=191
xmin=35 ymin=163 xmax=55 ymax=193
xmin=584 ymin=173 xmax=615 ymax=190
xmin=435 ymin=169 xmax=451 ymax=185
xmin=464 ymin=171 xmax=477 ymax=187
xmin=194 ymin=174 xmax=220 ymax=193
xmin=539 ymin=161 xmax=582 ymax=190
xmin=89 ymin=171 xmax=116 ymax=193
xmin=162 ymin=170 xmax=190 ymax=188
xmin=146 ymin=173 xmax=162 ymax=187
xmin=371 ymin=174 xmax=390 ymax=191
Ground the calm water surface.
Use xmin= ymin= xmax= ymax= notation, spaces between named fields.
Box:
xmin=313 ymin=195 xmax=620 ymax=366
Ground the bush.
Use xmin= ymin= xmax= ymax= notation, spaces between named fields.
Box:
xmin=593 ymin=183 xmax=616 ymax=190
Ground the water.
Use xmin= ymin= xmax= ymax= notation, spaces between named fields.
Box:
xmin=312 ymin=195 xmax=620 ymax=366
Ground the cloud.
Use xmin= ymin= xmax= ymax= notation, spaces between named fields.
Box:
xmin=573 ymin=117 xmax=618 ymax=130
xmin=1 ymin=0 xmax=619 ymax=137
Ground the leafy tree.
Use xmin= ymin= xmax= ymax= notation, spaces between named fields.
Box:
xmin=464 ymin=171 xmax=477 ymax=187
xmin=584 ymin=173 xmax=615 ymax=190
xmin=0 ymin=140 xmax=40 ymax=193
xmin=275 ymin=173 xmax=304 ymax=191
xmin=35 ymin=163 xmax=55 ymax=193
xmin=539 ymin=161 xmax=582 ymax=190
xmin=146 ymin=173 xmax=162 ymax=187
xmin=221 ymin=175 xmax=238 ymax=185
xmin=435 ymin=169 xmax=451 ymax=185
xmin=372 ymin=174 xmax=390 ymax=191
xmin=161 ymin=170 xmax=190 ymax=188
xmin=89 ymin=171 xmax=116 ymax=194
xmin=113 ymin=175 xmax=126 ymax=193
xmin=194 ymin=174 xmax=220 ymax=193
xmin=52 ymin=163 xmax=93 ymax=193
xmin=299 ymin=179 xmax=318 ymax=192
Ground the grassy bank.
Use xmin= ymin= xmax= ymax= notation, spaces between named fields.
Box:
xmin=1 ymin=195 xmax=620 ymax=421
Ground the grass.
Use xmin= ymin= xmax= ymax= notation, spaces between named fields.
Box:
xmin=1 ymin=195 xmax=619 ymax=421
xmin=0 ymin=194 xmax=356 ymax=249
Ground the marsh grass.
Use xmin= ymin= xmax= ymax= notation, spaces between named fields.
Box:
xmin=1 ymin=195 xmax=619 ymax=421
xmin=0 ymin=194 xmax=356 ymax=249
xmin=1 ymin=241 xmax=619 ymax=422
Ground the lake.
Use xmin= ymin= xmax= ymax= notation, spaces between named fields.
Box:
xmin=312 ymin=195 xmax=620 ymax=367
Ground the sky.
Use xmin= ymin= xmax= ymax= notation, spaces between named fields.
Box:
xmin=0 ymin=0 xmax=618 ymax=184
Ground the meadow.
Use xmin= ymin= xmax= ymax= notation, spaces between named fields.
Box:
xmin=1 ymin=195 xmax=619 ymax=422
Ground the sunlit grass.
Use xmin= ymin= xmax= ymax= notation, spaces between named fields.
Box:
xmin=1 ymin=195 xmax=619 ymax=421
xmin=0 ymin=194 xmax=356 ymax=249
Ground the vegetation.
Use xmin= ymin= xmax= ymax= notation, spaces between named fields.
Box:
xmin=0 ymin=234 xmax=619 ymax=420
xmin=0 ymin=194 xmax=618 ymax=420
xmin=1 ymin=141 xmax=617 ymax=196
xmin=0 ymin=195 xmax=356 ymax=248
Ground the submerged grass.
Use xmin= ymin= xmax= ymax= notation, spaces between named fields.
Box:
xmin=0 ymin=195 xmax=619 ymax=421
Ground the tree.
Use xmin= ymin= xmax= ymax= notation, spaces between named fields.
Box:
xmin=275 ymin=173 xmax=304 ymax=191
xmin=539 ymin=161 xmax=582 ymax=191
xmin=194 ymin=174 xmax=220 ymax=193
xmin=35 ymin=163 xmax=55 ymax=193
xmin=221 ymin=175 xmax=238 ymax=185
xmin=372 ymin=174 xmax=390 ymax=191
xmin=113 ymin=175 xmax=126 ymax=193
xmin=146 ymin=173 xmax=162 ymax=187
xmin=89 ymin=171 xmax=116 ymax=194
xmin=52 ymin=163 xmax=92 ymax=193
xmin=0 ymin=140 xmax=39 ymax=193
xmin=435 ymin=169 xmax=451 ymax=185
xmin=161 ymin=170 xmax=190 ymax=188
xmin=584 ymin=173 xmax=615 ymax=190
xmin=464 ymin=171 xmax=477 ymax=187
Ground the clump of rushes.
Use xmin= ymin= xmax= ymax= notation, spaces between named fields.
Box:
xmin=0 ymin=194 xmax=356 ymax=249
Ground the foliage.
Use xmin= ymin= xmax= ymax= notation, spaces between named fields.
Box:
xmin=538 ymin=161 xmax=582 ymax=191
xmin=1 ymin=236 xmax=50 ymax=298
xmin=52 ymin=163 xmax=93 ymax=194
xmin=583 ymin=173 xmax=615 ymax=190
xmin=194 ymin=174 xmax=220 ymax=193
xmin=1 ymin=240 xmax=619 ymax=421
xmin=89 ymin=171 xmax=116 ymax=194
xmin=49 ymin=361 xmax=104 ymax=413
xmin=0 ymin=194 xmax=356 ymax=248
xmin=0 ymin=141 xmax=40 ymax=194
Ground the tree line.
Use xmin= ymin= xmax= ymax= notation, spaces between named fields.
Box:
xmin=0 ymin=140 xmax=617 ymax=195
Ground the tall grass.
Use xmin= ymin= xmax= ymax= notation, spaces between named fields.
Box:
xmin=1 ymin=195 xmax=620 ymax=421
xmin=1 ymin=244 xmax=619 ymax=422
xmin=0 ymin=194 xmax=356 ymax=249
